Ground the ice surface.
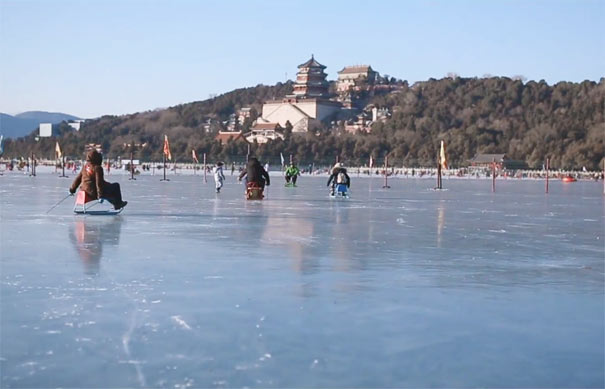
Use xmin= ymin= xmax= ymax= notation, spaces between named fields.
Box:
xmin=1 ymin=171 xmax=604 ymax=388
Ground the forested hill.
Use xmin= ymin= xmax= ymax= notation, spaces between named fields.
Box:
xmin=3 ymin=77 xmax=604 ymax=170
xmin=369 ymin=77 xmax=604 ymax=169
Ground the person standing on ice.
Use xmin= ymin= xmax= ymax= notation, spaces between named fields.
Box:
xmin=213 ymin=161 xmax=226 ymax=193
xmin=327 ymin=162 xmax=350 ymax=195
xmin=238 ymin=157 xmax=270 ymax=189
xmin=69 ymin=149 xmax=127 ymax=210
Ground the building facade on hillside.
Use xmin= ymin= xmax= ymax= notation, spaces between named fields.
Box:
xmin=85 ymin=143 xmax=103 ymax=153
xmin=215 ymin=130 xmax=245 ymax=145
xmin=372 ymin=107 xmax=390 ymax=122
xmin=39 ymin=123 xmax=52 ymax=137
xmin=257 ymin=56 xmax=341 ymax=133
xmin=225 ymin=113 xmax=238 ymax=131
xmin=244 ymin=123 xmax=284 ymax=144
xmin=344 ymin=113 xmax=371 ymax=134
xmin=238 ymin=107 xmax=252 ymax=124
xmin=292 ymin=55 xmax=330 ymax=98
xmin=67 ymin=120 xmax=85 ymax=131
xmin=469 ymin=154 xmax=527 ymax=170
xmin=337 ymin=65 xmax=377 ymax=92
xmin=260 ymin=97 xmax=340 ymax=133
xmin=203 ymin=118 xmax=216 ymax=133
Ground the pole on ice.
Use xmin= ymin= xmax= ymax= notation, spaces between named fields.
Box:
xmin=59 ymin=156 xmax=68 ymax=178
xmin=129 ymin=143 xmax=136 ymax=181
xmin=437 ymin=161 xmax=442 ymax=190
xmin=29 ymin=152 xmax=36 ymax=177
xmin=545 ymin=157 xmax=549 ymax=194
xmin=383 ymin=155 xmax=390 ymax=189
xmin=161 ymin=154 xmax=169 ymax=181
xmin=203 ymin=153 xmax=207 ymax=183
xmin=492 ymin=158 xmax=496 ymax=192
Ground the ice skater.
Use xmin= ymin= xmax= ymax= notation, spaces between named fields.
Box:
xmin=327 ymin=162 xmax=350 ymax=196
xmin=69 ymin=149 xmax=127 ymax=210
xmin=285 ymin=162 xmax=300 ymax=187
xmin=213 ymin=161 xmax=226 ymax=193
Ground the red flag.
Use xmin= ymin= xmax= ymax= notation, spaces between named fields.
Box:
xmin=163 ymin=135 xmax=172 ymax=161
xmin=192 ymin=149 xmax=199 ymax=163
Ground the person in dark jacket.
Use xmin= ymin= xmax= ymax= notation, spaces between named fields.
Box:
xmin=238 ymin=157 xmax=270 ymax=188
xmin=70 ymin=149 xmax=127 ymax=210
xmin=327 ymin=163 xmax=351 ymax=195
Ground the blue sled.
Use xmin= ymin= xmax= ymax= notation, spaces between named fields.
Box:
xmin=330 ymin=184 xmax=349 ymax=199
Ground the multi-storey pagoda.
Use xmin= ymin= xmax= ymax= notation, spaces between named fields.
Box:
xmin=292 ymin=55 xmax=329 ymax=98
xmin=258 ymin=56 xmax=341 ymax=133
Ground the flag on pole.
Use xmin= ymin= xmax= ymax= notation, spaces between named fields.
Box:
xmin=163 ymin=135 xmax=172 ymax=161
xmin=369 ymin=155 xmax=373 ymax=169
xmin=439 ymin=140 xmax=448 ymax=169
xmin=192 ymin=149 xmax=199 ymax=163
xmin=55 ymin=141 xmax=62 ymax=159
xmin=280 ymin=152 xmax=285 ymax=166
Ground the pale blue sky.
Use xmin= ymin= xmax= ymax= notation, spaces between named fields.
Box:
xmin=1 ymin=0 xmax=603 ymax=118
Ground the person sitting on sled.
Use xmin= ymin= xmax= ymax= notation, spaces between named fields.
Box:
xmin=285 ymin=162 xmax=300 ymax=186
xmin=213 ymin=161 xmax=226 ymax=193
xmin=69 ymin=149 xmax=127 ymax=210
xmin=327 ymin=162 xmax=350 ymax=195
xmin=238 ymin=157 xmax=270 ymax=189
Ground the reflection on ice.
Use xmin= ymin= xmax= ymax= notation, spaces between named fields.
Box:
xmin=69 ymin=217 xmax=123 ymax=275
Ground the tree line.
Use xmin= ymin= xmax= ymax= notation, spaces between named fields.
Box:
xmin=3 ymin=76 xmax=604 ymax=170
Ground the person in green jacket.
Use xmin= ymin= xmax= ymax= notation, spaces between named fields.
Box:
xmin=285 ymin=162 xmax=300 ymax=186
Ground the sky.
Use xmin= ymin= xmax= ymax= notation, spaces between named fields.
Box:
xmin=1 ymin=0 xmax=603 ymax=118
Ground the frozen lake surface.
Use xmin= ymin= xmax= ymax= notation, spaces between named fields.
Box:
xmin=1 ymin=172 xmax=604 ymax=388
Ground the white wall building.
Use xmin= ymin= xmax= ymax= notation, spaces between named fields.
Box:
xmin=260 ymin=98 xmax=340 ymax=133
xmin=39 ymin=123 xmax=52 ymax=137
xmin=244 ymin=123 xmax=284 ymax=144
xmin=67 ymin=120 xmax=84 ymax=131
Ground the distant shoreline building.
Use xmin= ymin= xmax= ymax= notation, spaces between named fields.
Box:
xmin=469 ymin=154 xmax=527 ymax=170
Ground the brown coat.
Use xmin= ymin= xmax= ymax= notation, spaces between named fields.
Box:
xmin=70 ymin=151 xmax=106 ymax=199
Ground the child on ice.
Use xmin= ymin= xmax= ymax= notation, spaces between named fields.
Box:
xmin=213 ymin=162 xmax=226 ymax=193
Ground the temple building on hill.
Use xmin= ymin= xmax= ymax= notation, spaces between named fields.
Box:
xmin=292 ymin=55 xmax=330 ymax=98
xmin=258 ymin=56 xmax=341 ymax=133
xmin=337 ymin=65 xmax=377 ymax=92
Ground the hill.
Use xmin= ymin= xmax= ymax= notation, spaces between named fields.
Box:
xmin=0 ymin=111 xmax=81 ymax=139
xmin=0 ymin=113 xmax=38 ymax=139
xmin=2 ymin=78 xmax=603 ymax=170
xmin=15 ymin=111 xmax=81 ymax=123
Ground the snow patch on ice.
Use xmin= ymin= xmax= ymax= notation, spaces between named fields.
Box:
xmin=171 ymin=315 xmax=192 ymax=330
